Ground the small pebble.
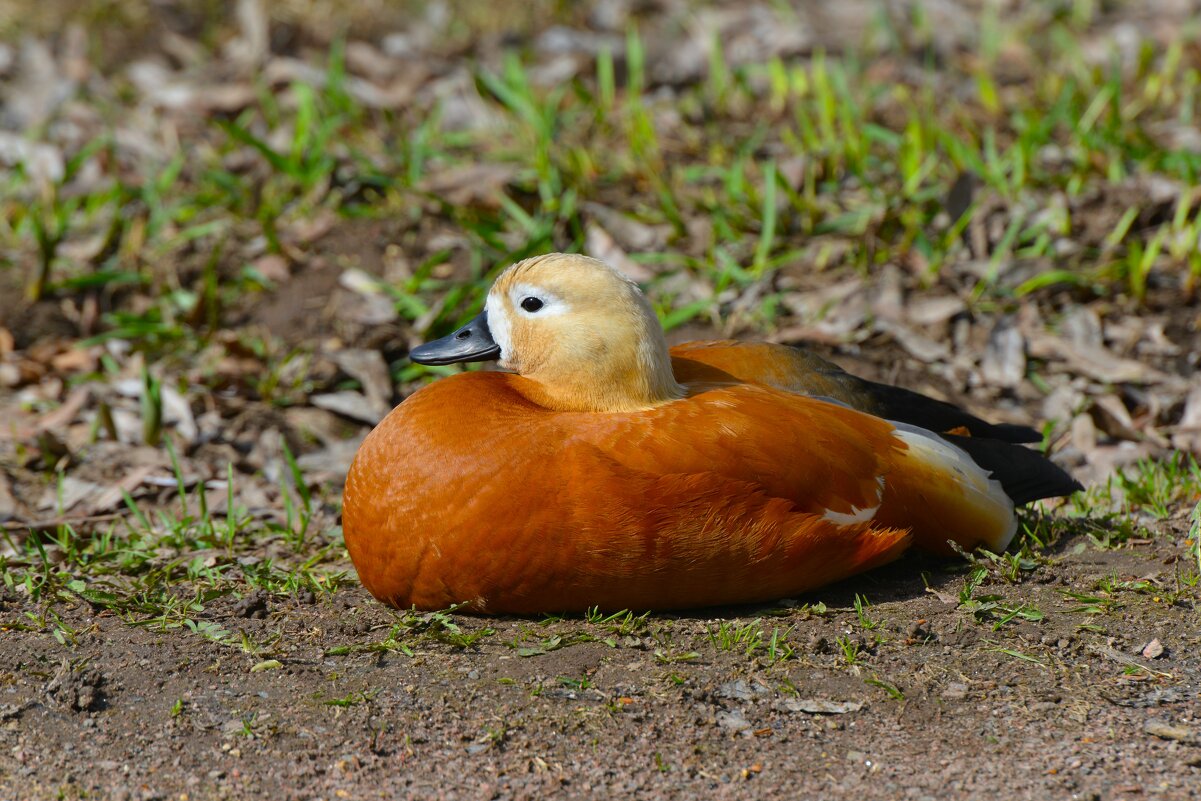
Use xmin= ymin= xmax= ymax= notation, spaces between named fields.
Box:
xmin=942 ymin=683 xmax=969 ymax=701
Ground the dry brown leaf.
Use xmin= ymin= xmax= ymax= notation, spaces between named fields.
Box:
xmin=584 ymin=223 xmax=655 ymax=282
xmin=252 ymin=254 xmax=291 ymax=283
xmin=0 ymin=470 xmax=17 ymax=522
xmin=345 ymin=41 xmax=400 ymax=82
xmin=1171 ymin=380 xmax=1201 ymax=455
xmin=875 ymin=318 xmax=951 ymax=363
xmin=161 ymin=386 xmax=198 ymax=444
xmin=419 ymin=163 xmax=516 ymax=208
xmin=332 ymin=349 xmax=393 ymax=412
xmin=84 ymin=465 xmax=158 ymax=516
xmin=780 ymin=698 xmax=864 ymax=715
xmin=228 ymin=0 xmax=269 ymax=71
xmin=870 ymin=265 xmax=904 ymax=323
xmin=0 ymin=131 xmax=63 ymax=186
xmin=36 ymin=476 xmax=104 ymax=513
xmin=296 ymin=437 xmax=366 ymax=484
xmin=333 ymin=286 xmax=399 ymax=328
xmin=906 ymin=296 xmax=966 ymax=326
xmin=283 ymin=209 xmax=338 ymax=247
xmin=1089 ymin=394 xmax=1143 ymax=442
xmin=266 ymin=57 xmax=424 ymax=110
xmin=979 ymin=318 xmax=1026 ymax=390
xmin=311 ymin=391 xmax=386 ymax=425
xmin=582 ymin=203 xmax=670 ymax=252
xmin=1026 ymin=330 xmax=1177 ymax=386
xmin=49 ymin=346 xmax=98 ymax=374
xmin=33 ymin=387 xmax=90 ymax=436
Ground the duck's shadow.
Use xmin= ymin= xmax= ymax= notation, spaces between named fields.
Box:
xmin=542 ymin=513 xmax=1113 ymax=623
xmin=666 ymin=550 xmax=967 ymax=622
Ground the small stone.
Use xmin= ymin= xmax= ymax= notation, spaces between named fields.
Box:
xmin=781 ymin=698 xmax=864 ymax=715
xmin=233 ymin=590 xmax=269 ymax=619
xmin=716 ymin=710 xmax=752 ymax=733
xmin=1144 ymin=719 xmax=1198 ymax=743
xmin=1141 ymin=639 xmax=1165 ymax=660
xmin=907 ymin=620 xmax=933 ymax=641
xmin=942 ymin=683 xmax=969 ymax=701
xmin=718 ymin=681 xmax=755 ymax=701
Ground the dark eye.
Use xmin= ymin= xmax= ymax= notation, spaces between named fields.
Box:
xmin=520 ymin=297 xmax=544 ymax=313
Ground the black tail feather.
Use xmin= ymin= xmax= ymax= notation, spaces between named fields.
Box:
xmin=861 ymin=381 xmax=1042 ymax=444
xmin=940 ymin=434 xmax=1083 ymax=505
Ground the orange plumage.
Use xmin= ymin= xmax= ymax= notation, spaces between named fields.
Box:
xmin=342 ymin=254 xmax=1079 ymax=613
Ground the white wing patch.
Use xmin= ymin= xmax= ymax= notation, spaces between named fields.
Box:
xmin=889 ymin=422 xmax=1017 ymax=551
xmin=822 ymin=475 xmax=886 ymax=526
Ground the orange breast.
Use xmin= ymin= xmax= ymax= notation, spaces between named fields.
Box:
xmin=341 ymin=368 xmax=1009 ymax=613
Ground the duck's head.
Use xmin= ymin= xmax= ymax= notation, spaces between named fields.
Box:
xmin=410 ymin=253 xmax=684 ymax=412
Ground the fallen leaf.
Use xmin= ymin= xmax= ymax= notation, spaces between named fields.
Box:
xmin=925 ymin=586 xmax=958 ymax=605
xmin=1171 ymin=380 xmax=1201 ymax=455
xmin=1026 ymin=330 xmax=1179 ymax=387
xmin=227 ymin=0 xmax=269 ymax=71
xmin=296 ymin=437 xmax=366 ymax=484
xmin=980 ymin=317 xmax=1026 ymax=389
xmin=345 ymin=40 xmax=399 ymax=81
xmin=1090 ymin=394 xmax=1143 ymax=442
xmin=251 ymin=254 xmax=291 ymax=283
xmin=876 ymin=318 xmax=951 ymax=363
xmin=1060 ymin=306 xmax=1104 ymax=349
xmin=716 ymin=710 xmax=753 ymax=732
xmin=781 ymin=698 xmax=865 ymax=715
xmin=419 ymin=163 xmax=516 ymax=207
xmin=584 ymin=223 xmax=655 ymax=282
xmin=870 ymin=265 xmax=904 ymax=323
xmin=1144 ymin=719 xmax=1198 ymax=744
xmin=34 ymin=387 xmax=90 ymax=436
xmin=0 ymin=470 xmax=17 ymax=522
xmin=582 ymin=202 xmax=669 ymax=252
xmin=1141 ymin=639 xmax=1165 ymax=660
xmin=906 ymin=295 xmax=966 ymax=326
xmin=332 ymin=349 xmax=393 ymax=412
xmin=84 ymin=465 xmax=158 ymax=515
xmin=49 ymin=347 xmax=98 ymax=374
xmin=311 ymin=392 xmax=385 ymax=425
xmin=161 ymin=385 xmax=198 ymax=443
xmin=36 ymin=477 xmax=104 ymax=514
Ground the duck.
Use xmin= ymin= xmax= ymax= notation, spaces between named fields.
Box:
xmin=342 ymin=253 xmax=1081 ymax=613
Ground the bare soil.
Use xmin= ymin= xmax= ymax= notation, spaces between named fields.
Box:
xmin=2 ymin=526 xmax=1199 ymax=800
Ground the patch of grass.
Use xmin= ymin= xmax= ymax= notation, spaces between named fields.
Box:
xmin=1060 ymin=589 xmax=1123 ymax=616
xmin=704 ymin=618 xmax=797 ymax=665
xmin=707 ymin=619 xmax=764 ymax=655
xmin=835 ymin=635 xmax=862 ymax=666
xmin=986 ymin=647 xmax=1047 ymax=668
xmin=865 ymin=676 xmax=904 ymax=700
xmin=8 ymin=5 xmax=1201 ymax=374
xmin=957 ymin=567 xmax=1046 ymax=630
xmin=1068 ymin=454 xmax=1201 ymax=527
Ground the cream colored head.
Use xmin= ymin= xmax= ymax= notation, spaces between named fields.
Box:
xmin=485 ymin=253 xmax=684 ymax=412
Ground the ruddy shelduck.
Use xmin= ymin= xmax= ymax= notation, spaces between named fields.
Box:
xmin=343 ymin=253 xmax=1080 ymax=613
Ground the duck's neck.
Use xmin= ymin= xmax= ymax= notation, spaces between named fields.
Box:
xmin=519 ymin=325 xmax=685 ymax=413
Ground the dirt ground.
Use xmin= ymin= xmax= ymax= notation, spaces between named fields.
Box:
xmin=3 ymin=0 xmax=1201 ymax=799
xmin=3 ymin=523 xmax=1200 ymax=800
